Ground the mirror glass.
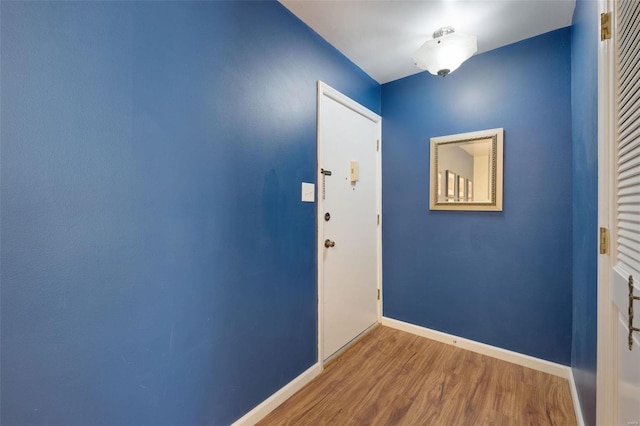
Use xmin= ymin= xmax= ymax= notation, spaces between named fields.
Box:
xmin=430 ymin=128 xmax=503 ymax=211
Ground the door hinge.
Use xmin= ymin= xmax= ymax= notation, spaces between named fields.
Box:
xmin=601 ymin=12 xmax=611 ymax=41
xmin=377 ymin=214 xmax=380 ymax=225
xmin=377 ymin=289 xmax=380 ymax=300
xmin=600 ymin=227 xmax=609 ymax=254
xmin=376 ymin=139 xmax=379 ymax=152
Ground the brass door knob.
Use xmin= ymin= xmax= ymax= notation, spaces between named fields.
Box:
xmin=324 ymin=239 xmax=336 ymax=248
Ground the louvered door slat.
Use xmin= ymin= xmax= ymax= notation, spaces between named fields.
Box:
xmin=620 ymin=53 xmax=640 ymax=93
xmin=620 ymin=236 xmax=640 ymax=256
xmin=620 ymin=0 xmax=640 ymax=39
xmin=618 ymin=202 xmax=640 ymax=213
xmin=620 ymin=0 xmax=640 ymax=35
xmin=618 ymin=252 xmax=640 ymax=276
xmin=619 ymin=220 xmax=640 ymax=232
xmin=618 ymin=149 xmax=640 ymax=173
xmin=620 ymin=15 xmax=640 ymax=53
xmin=619 ymin=36 xmax=640 ymax=77
xmin=620 ymin=0 xmax=639 ymax=21
xmin=619 ymin=76 xmax=640 ymax=117
xmin=619 ymin=176 xmax=640 ymax=191
xmin=619 ymin=75 xmax=640 ymax=111
xmin=618 ymin=113 xmax=640 ymax=147
xmin=617 ymin=85 xmax=637 ymax=116
xmin=619 ymin=80 xmax=640 ymax=118
xmin=617 ymin=165 xmax=640 ymax=181
xmin=618 ymin=212 xmax=640 ymax=224
xmin=616 ymin=0 xmax=640 ymax=278
xmin=618 ymin=194 xmax=640 ymax=205
xmin=620 ymin=228 xmax=640 ymax=243
xmin=618 ymin=184 xmax=640 ymax=196
xmin=619 ymin=140 xmax=640 ymax=164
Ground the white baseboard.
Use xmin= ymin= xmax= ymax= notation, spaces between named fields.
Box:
xmin=381 ymin=317 xmax=571 ymax=379
xmin=233 ymin=320 xmax=583 ymax=425
xmin=568 ymin=369 xmax=586 ymax=426
xmin=383 ymin=317 xmax=590 ymax=424
xmin=231 ymin=363 xmax=321 ymax=426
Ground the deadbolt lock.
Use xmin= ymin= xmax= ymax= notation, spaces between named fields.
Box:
xmin=324 ymin=212 xmax=331 ymax=221
xmin=324 ymin=239 xmax=335 ymax=248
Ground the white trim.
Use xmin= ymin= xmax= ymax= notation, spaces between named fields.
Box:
xmin=376 ymin=126 xmax=383 ymax=323
xmin=317 ymin=82 xmax=381 ymax=125
xmin=316 ymin=81 xmax=382 ymax=365
xmin=316 ymin=81 xmax=324 ymax=365
xmin=231 ymin=363 xmax=321 ymax=426
xmin=569 ymin=369 xmax=586 ymax=426
xmin=596 ymin=0 xmax=615 ymax=423
xmin=381 ymin=317 xmax=570 ymax=379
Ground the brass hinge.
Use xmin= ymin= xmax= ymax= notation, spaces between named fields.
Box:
xmin=376 ymin=139 xmax=379 ymax=152
xmin=600 ymin=227 xmax=609 ymax=254
xmin=377 ymin=214 xmax=380 ymax=225
xmin=601 ymin=12 xmax=611 ymax=41
xmin=377 ymin=289 xmax=380 ymax=300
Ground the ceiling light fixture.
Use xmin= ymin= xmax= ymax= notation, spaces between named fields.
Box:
xmin=413 ymin=27 xmax=477 ymax=77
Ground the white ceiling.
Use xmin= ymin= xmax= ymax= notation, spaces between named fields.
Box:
xmin=279 ymin=0 xmax=576 ymax=84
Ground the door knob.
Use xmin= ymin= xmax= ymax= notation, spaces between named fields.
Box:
xmin=324 ymin=239 xmax=336 ymax=248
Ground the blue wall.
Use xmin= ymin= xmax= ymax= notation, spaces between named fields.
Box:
xmin=570 ymin=0 xmax=599 ymax=424
xmin=381 ymin=28 xmax=573 ymax=365
xmin=0 ymin=2 xmax=379 ymax=424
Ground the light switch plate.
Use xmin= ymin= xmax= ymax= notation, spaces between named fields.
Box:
xmin=301 ymin=182 xmax=315 ymax=202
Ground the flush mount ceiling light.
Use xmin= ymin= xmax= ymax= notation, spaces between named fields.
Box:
xmin=413 ymin=27 xmax=478 ymax=77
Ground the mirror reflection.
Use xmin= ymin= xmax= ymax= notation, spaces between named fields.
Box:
xmin=430 ymin=128 xmax=503 ymax=211
xmin=437 ymin=139 xmax=492 ymax=203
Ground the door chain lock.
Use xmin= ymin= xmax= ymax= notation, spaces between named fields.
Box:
xmin=320 ymin=169 xmax=332 ymax=200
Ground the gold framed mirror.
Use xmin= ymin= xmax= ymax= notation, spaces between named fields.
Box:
xmin=430 ymin=128 xmax=504 ymax=211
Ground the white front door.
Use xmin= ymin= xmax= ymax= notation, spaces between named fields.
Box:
xmin=317 ymin=82 xmax=381 ymax=362
xmin=600 ymin=0 xmax=640 ymax=423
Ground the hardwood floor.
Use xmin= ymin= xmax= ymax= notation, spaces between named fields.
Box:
xmin=258 ymin=326 xmax=576 ymax=426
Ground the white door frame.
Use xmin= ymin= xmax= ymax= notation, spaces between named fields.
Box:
xmin=596 ymin=0 xmax=615 ymax=422
xmin=316 ymin=81 xmax=382 ymax=367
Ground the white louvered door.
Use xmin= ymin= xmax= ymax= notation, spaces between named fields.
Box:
xmin=610 ymin=0 xmax=640 ymax=423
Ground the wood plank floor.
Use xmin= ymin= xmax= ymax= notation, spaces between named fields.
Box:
xmin=258 ymin=326 xmax=576 ymax=426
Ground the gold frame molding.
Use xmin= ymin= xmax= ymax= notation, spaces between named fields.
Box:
xmin=429 ymin=128 xmax=504 ymax=211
